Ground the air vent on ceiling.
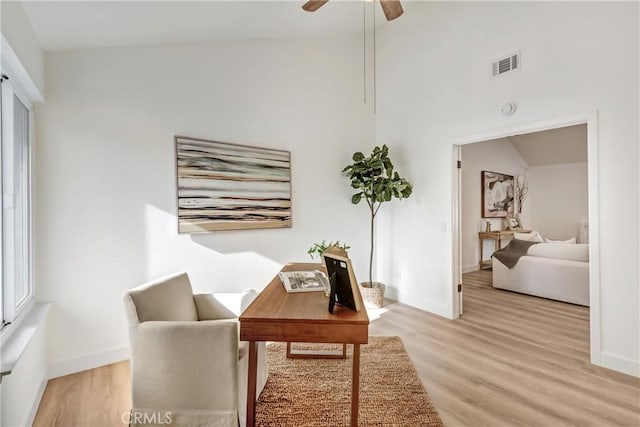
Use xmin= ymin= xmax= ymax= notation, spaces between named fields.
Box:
xmin=492 ymin=52 xmax=521 ymax=77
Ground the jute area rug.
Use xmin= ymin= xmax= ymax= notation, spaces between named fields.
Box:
xmin=256 ymin=336 xmax=443 ymax=427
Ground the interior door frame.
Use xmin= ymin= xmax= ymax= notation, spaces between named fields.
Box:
xmin=451 ymin=112 xmax=601 ymax=365
xmin=453 ymin=145 xmax=463 ymax=315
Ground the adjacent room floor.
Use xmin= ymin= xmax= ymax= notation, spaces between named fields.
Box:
xmin=34 ymin=270 xmax=640 ymax=426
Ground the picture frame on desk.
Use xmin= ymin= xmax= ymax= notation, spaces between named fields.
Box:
xmin=506 ymin=213 xmax=525 ymax=231
xmin=322 ymin=247 xmax=362 ymax=313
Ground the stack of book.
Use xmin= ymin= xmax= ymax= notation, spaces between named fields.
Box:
xmin=279 ymin=270 xmax=329 ymax=293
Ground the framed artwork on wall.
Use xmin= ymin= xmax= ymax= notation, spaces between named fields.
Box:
xmin=481 ymin=170 xmax=514 ymax=218
xmin=175 ymin=136 xmax=292 ymax=233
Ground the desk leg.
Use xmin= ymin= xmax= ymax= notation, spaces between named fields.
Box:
xmin=246 ymin=341 xmax=258 ymax=427
xmin=351 ymin=344 xmax=361 ymax=427
xmin=479 ymin=239 xmax=484 ymax=270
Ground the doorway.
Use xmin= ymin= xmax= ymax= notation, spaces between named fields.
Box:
xmin=451 ymin=113 xmax=601 ymax=365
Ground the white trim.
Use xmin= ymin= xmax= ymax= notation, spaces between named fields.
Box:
xmin=450 ymin=112 xmax=602 ymax=369
xmin=384 ymin=286 xmax=397 ymax=301
xmin=47 ymin=345 xmax=130 ymax=380
xmin=600 ymin=351 xmax=640 ymax=378
xmin=0 ymin=302 xmax=50 ymax=375
xmin=1 ymin=78 xmax=34 ymax=324
xmin=1 ymin=78 xmax=17 ymax=323
xmin=25 ymin=374 xmax=48 ymax=427
xmin=452 ymin=112 xmax=594 ymax=146
xmin=417 ymin=300 xmax=450 ymax=319
xmin=0 ymin=35 xmax=43 ymax=103
xmin=0 ymin=298 xmax=35 ymax=345
xmin=451 ymin=145 xmax=462 ymax=317
xmin=462 ymin=264 xmax=479 ymax=274
xmin=585 ymin=113 xmax=601 ymax=366
xmin=385 ymin=286 xmax=451 ymax=318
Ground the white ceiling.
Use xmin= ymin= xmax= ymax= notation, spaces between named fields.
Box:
xmin=508 ymin=124 xmax=588 ymax=166
xmin=18 ymin=0 xmax=401 ymax=51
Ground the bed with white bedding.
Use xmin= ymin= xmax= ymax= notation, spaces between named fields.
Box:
xmin=492 ymin=241 xmax=589 ymax=306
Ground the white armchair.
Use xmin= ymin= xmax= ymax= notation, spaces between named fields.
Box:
xmin=123 ymin=272 xmax=268 ymax=427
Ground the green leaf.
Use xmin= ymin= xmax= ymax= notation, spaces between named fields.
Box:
xmin=351 ymin=193 xmax=363 ymax=204
xmin=352 ymin=152 xmax=365 ymax=162
xmin=385 ymin=187 xmax=393 ymax=201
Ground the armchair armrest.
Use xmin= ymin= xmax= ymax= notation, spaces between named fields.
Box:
xmin=194 ymin=294 xmax=237 ymax=320
xmin=131 ymin=320 xmax=239 ymax=411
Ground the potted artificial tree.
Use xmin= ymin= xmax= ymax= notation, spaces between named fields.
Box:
xmin=342 ymin=145 xmax=413 ymax=307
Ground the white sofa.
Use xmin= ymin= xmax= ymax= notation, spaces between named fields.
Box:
xmin=492 ymin=243 xmax=589 ymax=306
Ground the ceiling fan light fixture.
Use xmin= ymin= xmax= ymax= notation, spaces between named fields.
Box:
xmin=301 ymin=0 xmax=404 ymax=21
xmin=301 ymin=0 xmax=329 ymax=12
xmin=379 ymin=0 xmax=404 ymax=21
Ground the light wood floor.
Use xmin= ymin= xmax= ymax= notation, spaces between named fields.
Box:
xmin=34 ymin=270 xmax=640 ymax=427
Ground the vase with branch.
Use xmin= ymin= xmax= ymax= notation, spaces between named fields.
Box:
xmin=342 ymin=145 xmax=413 ymax=306
xmin=515 ymin=172 xmax=529 ymax=215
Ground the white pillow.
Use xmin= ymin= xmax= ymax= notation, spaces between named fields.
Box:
xmin=545 ymin=237 xmax=577 ymax=244
xmin=527 ymin=243 xmax=589 ymax=262
xmin=514 ymin=231 xmax=544 ymax=242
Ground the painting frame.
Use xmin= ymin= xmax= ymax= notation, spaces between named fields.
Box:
xmin=481 ymin=170 xmax=514 ymax=218
xmin=506 ymin=213 xmax=521 ymax=230
xmin=175 ymin=135 xmax=292 ymax=233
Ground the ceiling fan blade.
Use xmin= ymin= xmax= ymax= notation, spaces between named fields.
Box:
xmin=379 ymin=0 xmax=404 ymax=21
xmin=302 ymin=0 xmax=329 ymax=12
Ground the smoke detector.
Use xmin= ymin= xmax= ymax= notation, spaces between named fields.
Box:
xmin=501 ymin=102 xmax=517 ymax=116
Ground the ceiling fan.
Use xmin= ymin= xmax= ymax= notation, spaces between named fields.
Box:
xmin=302 ymin=0 xmax=404 ymax=21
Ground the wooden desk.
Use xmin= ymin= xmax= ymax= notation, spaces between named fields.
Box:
xmin=240 ymin=263 xmax=369 ymax=427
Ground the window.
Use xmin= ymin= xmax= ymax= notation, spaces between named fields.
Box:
xmin=1 ymin=74 xmax=33 ymax=327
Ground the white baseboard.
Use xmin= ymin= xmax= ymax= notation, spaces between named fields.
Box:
xmin=462 ymin=264 xmax=480 ymax=274
xmin=599 ymin=351 xmax=640 ymax=377
xmin=25 ymin=374 xmax=48 ymax=426
xmin=384 ymin=286 xmax=399 ymax=301
xmin=48 ymin=345 xmax=130 ymax=379
xmin=398 ymin=296 xmax=451 ymax=318
xmin=384 ymin=286 xmax=451 ymax=318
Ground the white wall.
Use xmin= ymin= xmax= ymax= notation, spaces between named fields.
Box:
xmin=35 ymin=36 xmax=374 ymax=372
xmin=529 ymin=162 xmax=588 ymax=241
xmin=0 ymin=1 xmax=45 ymax=96
xmin=376 ymin=2 xmax=639 ymax=375
xmin=460 ymin=138 xmax=528 ymax=273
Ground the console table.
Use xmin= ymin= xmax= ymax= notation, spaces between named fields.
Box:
xmin=240 ymin=263 xmax=369 ymax=427
xmin=478 ymin=231 xmax=519 ymax=269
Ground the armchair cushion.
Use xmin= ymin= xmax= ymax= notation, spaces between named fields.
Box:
xmin=127 ymin=272 xmax=197 ymax=322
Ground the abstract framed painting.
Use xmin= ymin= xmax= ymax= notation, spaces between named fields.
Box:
xmin=481 ymin=170 xmax=514 ymax=218
xmin=175 ymin=136 xmax=292 ymax=233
